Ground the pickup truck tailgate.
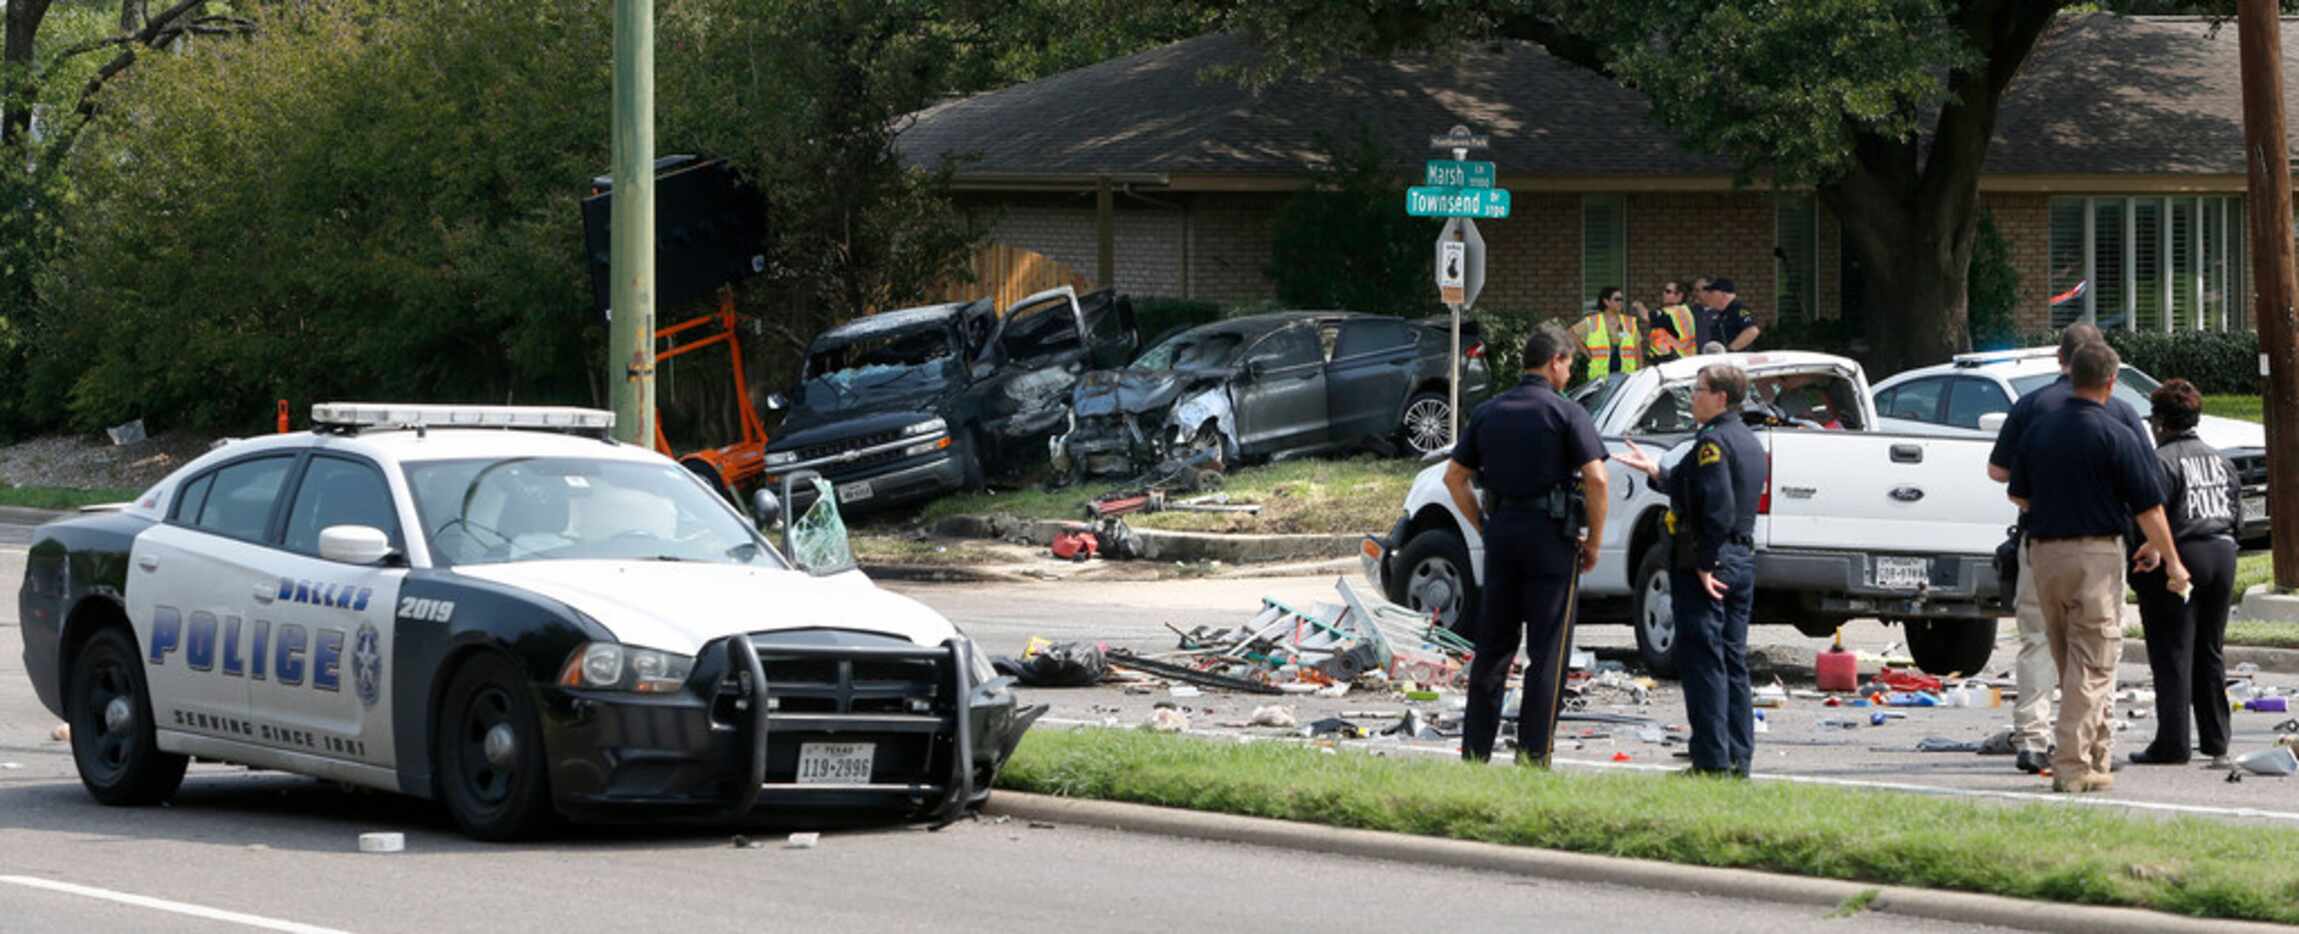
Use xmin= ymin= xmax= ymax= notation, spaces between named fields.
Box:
xmin=1762 ymin=431 xmax=2013 ymax=556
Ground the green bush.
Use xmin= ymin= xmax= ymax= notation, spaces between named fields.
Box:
xmin=1266 ymin=128 xmax=1441 ymax=316
xmin=2098 ymin=330 xmax=2261 ymax=395
xmin=1129 ymin=297 xmax=1225 ymax=349
xmin=1966 ymin=210 xmax=2020 ymax=350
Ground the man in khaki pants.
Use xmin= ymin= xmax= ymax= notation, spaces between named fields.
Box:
xmin=1985 ymin=325 xmax=2149 ymax=774
xmin=2007 ymin=342 xmax=2188 ymax=793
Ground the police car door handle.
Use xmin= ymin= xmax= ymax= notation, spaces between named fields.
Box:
xmin=136 ymin=555 xmax=158 ymax=572
xmin=1889 ymin=444 xmax=1924 ymax=464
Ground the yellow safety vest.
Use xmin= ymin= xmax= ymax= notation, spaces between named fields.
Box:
xmin=1583 ymin=313 xmax=1642 ymax=379
xmin=1648 ymin=303 xmax=1697 ymax=361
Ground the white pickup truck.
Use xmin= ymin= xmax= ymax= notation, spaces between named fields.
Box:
xmin=1362 ymin=351 xmax=2016 ymax=677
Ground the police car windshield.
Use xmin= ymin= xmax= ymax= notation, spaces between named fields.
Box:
xmin=403 ymin=457 xmax=780 ymax=568
xmin=2008 ymin=366 xmax=2159 ymax=418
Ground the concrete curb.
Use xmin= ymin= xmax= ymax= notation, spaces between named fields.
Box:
xmin=0 ymin=505 xmax=67 ymax=525
xmin=859 ymin=563 xmax=1032 ymax=584
xmin=2121 ymin=639 xmax=2299 ymax=676
xmin=984 ymin=792 xmax=2285 ymax=934
xmin=932 ymin=513 xmax=1363 ymax=563
xmin=2240 ymin=584 xmax=2299 ymax=623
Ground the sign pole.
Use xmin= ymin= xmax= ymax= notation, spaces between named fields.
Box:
xmin=607 ymin=0 xmax=656 ymax=446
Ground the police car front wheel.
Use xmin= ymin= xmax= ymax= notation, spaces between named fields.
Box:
xmin=68 ymin=627 xmax=188 ymax=806
xmin=436 ymin=654 xmax=556 ymax=841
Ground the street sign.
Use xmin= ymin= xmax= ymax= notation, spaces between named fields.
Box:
xmin=1435 ymin=217 xmax=1485 ymax=309
xmin=1424 ymin=160 xmax=1495 ymax=188
xmin=1437 ymin=241 xmax=1465 ymax=305
xmin=1428 ymin=124 xmax=1491 ymax=151
xmin=1406 ymin=186 xmax=1511 ymax=219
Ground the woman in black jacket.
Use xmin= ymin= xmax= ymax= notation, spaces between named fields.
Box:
xmin=2127 ymin=379 xmax=2242 ymax=768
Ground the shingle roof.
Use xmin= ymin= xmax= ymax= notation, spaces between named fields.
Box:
xmin=897 ymin=15 xmax=2289 ymax=184
xmin=897 ymin=32 xmax=1731 ymax=180
xmin=1988 ymin=14 xmax=2263 ymax=175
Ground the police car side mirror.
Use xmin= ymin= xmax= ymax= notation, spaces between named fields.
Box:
xmin=751 ymin=489 xmax=784 ymax=530
xmin=318 ymin=525 xmax=395 ymax=566
xmin=1978 ymin=412 xmax=2009 ymax=434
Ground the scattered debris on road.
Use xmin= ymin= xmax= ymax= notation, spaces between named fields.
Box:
xmin=357 ymin=832 xmax=405 ymax=853
xmin=786 ymin=832 xmax=821 ymax=849
xmin=49 ymin=723 xmax=68 ymax=742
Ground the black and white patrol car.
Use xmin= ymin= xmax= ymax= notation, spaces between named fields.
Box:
xmin=18 ymin=403 xmax=1042 ymax=840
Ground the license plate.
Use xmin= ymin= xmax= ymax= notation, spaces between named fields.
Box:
xmin=1874 ymin=556 xmax=1929 ymax=590
xmin=796 ymin=742 xmax=875 ymax=784
xmin=837 ymin=480 xmax=874 ymax=503
xmin=2244 ymin=494 xmax=2268 ymax=524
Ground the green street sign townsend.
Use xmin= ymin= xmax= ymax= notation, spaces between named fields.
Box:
xmin=1424 ymin=160 xmax=1495 ymax=188
xmin=1406 ymin=186 xmax=1511 ymax=219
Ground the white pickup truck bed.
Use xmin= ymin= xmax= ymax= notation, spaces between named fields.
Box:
xmin=1364 ymin=352 xmax=2013 ymax=677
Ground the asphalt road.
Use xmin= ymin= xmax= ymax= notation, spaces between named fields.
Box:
xmin=0 ymin=518 xmax=2009 ymax=933
xmin=895 ymin=575 xmax=2299 ymax=826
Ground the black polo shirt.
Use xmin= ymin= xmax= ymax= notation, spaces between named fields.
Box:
xmin=1987 ymin=374 xmax=2147 ymax=472
xmin=1452 ymin=378 xmax=1607 ymax=500
xmin=2007 ymin=397 xmax=2164 ymax=539
xmin=1696 ymin=301 xmax=1756 ymax=351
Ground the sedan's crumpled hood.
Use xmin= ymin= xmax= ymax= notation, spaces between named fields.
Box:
xmin=452 ymin=561 xmax=960 ymax=656
xmin=1071 ymin=368 xmax=1224 ymax=418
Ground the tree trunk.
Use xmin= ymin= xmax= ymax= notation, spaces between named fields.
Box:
xmin=1827 ymin=175 xmax=1982 ymax=376
xmin=3 ymin=0 xmax=56 ymax=146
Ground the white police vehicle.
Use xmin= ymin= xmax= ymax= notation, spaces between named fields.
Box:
xmin=19 ymin=404 xmax=1040 ymax=840
xmin=1870 ymin=347 xmax=2271 ymax=542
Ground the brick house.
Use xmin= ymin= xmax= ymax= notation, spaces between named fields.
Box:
xmin=897 ymin=14 xmax=2282 ymax=338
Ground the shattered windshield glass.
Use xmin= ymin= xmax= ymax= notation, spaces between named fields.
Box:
xmin=1131 ymin=330 xmax=1245 ymax=371
xmin=405 ymin=457 xmax=780 ymax=568
xmin=800 ymin=325 xmax=959 ymax=411
xmin=787 ymin=477 xmax=857 ymax=575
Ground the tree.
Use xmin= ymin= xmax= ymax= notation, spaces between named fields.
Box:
xmin=1200 ymin=1 xmax=2254 ymax=373
xmin=1267 ymin=128 xmax=1437 ymax=314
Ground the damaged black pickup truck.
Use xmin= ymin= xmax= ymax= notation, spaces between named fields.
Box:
xmin=1054 ymin=312 xmax=1489 ymax=480
xmin=763 ymin=287 xmax=1136 ymax=511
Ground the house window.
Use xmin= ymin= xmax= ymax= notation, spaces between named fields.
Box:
xmin=1775 ymin=195 xmax=1818 ymax=323
xmin=1581 ymin=194 xmax=1627 ymax=313
xmin=2047 ymin=196 xmax=2249 ymax=332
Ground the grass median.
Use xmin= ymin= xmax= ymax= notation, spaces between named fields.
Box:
xmin=0 ymin=484 xmax=143 ymax=511
xmin=910 ymin=456 xmax=1423 ymax=535
xmin=2201 ymin=394 xmax=2262 ymax=424
xmin=1000 ymin=728 xmax=2299 ymax=924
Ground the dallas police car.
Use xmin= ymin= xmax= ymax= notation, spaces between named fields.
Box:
xmin=18 ymin=404 xmax=1042 ymax=840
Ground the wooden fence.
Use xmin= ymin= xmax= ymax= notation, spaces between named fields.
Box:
xmin=924 ymin=243 xmax=1093 ymax=311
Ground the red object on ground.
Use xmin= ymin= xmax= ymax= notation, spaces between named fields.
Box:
xmin=1049 ymin=530 xmax=1099 ymax=562
xmin=1816 ymin=645 xmax=1859 ymax=693
xmin=1610 ymin=752 xmax=1632 ymax=762
xmin=1877 ymin=667 xmax=1944 ymax=694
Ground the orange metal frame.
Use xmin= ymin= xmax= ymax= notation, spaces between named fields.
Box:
xmin=652 ymin=288 xmax=770 ymax=494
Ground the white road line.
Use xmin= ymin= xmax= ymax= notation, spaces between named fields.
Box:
xmin=1038 ymin=717 xmax=2299 ymax=825
xmin=0 ymin=875 xmax=352 ymax=934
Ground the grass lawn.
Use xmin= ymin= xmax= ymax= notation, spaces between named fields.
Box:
xmin=2201 ymin=394 xmax=2261 ymax=424
xmin=1002 ymin=728 xmax=2299 ymax=924
xmin=907 ymin=456 xmax=1425 ymax=536
xmin=850 ymin=534 xmax=1010 ymax=567
xmin=0 ymin=485 xmax=144 ymax=510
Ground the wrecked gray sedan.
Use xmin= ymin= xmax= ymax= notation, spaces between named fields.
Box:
xmin=1053 ymin=312 xmax=1490 ymax=480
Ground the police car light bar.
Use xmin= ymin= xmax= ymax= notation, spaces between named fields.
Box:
xmin=1951 ymin=347 xmax=2056 ymax=368
xmin=311 ymin=403 xmax=617 ymax=436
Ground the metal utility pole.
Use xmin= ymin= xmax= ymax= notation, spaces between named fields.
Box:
xmin=606 ymin=0 xmax=656 ymax=446
xmin=2238 ymin=0 xmax=2299 ymax=589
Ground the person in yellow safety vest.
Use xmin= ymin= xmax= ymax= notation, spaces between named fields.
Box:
xmin=1571 ymin=286 xmax=1645 ymax=381
xmin=1635 ymin=281 xmax=1700 ymax=366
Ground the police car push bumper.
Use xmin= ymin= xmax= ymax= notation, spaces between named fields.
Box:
xmin=541 ymin=631 xmax=1038 ymax=821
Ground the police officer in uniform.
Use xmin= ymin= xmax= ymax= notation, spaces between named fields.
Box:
xmin=1616 ymin=364 xmax=1766 ymax=776
xmin=1448 ymin=324 xmax=1611 ymax=765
